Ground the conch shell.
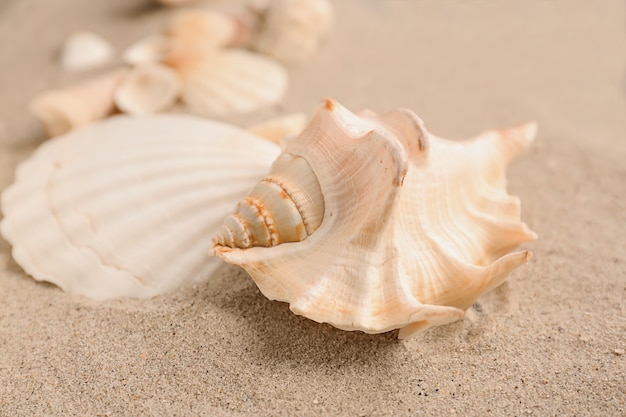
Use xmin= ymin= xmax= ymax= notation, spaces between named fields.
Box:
xmin=211 ymin=98 xmax=537 ymax=338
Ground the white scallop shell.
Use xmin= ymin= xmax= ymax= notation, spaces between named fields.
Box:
xmin=114 ymin=63 xmax=181 ymax=115
xmin=179 ymin=49 xmax=288 ymax=118
xmin=211 ymin=99 xmax=537 ymax=338
xmin=60 ymin=31 xmax=115 ymax=71
xmin=1 ymin=115 xmax=280 ymax=300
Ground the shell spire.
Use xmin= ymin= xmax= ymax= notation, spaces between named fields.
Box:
xmin=211 ymin=98 xmax=537 ymax=338
xmin=211 ymin=151 xmax=324 ymax=249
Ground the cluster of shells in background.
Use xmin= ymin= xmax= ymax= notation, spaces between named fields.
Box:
xmin=1 ymin=0 xmax=537 ymax=338
xmin=29 ymin=0 xmax=333 ymax=137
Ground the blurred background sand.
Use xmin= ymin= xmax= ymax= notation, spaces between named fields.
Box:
xmin=0 ymin=1 xmax=624 ymax=415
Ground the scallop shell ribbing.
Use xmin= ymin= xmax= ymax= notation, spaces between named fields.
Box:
xmin=1 ymin=115 xmax=280 ymax=300
xmin=179 ymin=49 xmax=288 ymax=118
xmin=211 ymin=99 xmax=537 ymax=338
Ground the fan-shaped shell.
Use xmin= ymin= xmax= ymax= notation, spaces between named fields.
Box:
xmin=1 ymin=115 xmax=280 ymax=300
xmin=179 ymin=49 xmax=288 ymax=118
xmin=211 ymin=98 xmax=537 ymax=338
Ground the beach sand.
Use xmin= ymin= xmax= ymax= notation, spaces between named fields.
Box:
xmin=0 ymin=1 xmax=624 ymax=415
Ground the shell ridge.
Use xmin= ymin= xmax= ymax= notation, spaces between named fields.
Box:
xmin=61 ymin=177 xmax=254 ymax=281
xmin=47 ymin=155 xmax=212 ymax=281
xmin=242 ymin=196 xmax=273 ymax=246
xmin=247 ymin=195 xmax=279 ymax=246
xmin=377 ymin=107 xmax=430 ymax=163
xmin=44 ymin=171 xmax=159 ymax=292
xmin=289 ymin=254 xmax=466 ymax=334
xmin=261 ymin=176 xmax=312 ymax=236
xmin=411 ymin=225 xmax=531 ymax=309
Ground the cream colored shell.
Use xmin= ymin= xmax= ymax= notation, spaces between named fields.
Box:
xmin=253 ymin=0 xmax=333 ymax=64
xmin=166 ymin=9 xmax=239 ymax=53
xmin=1 ymin=115 xmax=280 ymax=300
xmin=122 ymin=9 xmax=290 ymax=118
xmin=179 ymin=49 xmax=288 ymax=118
xmin=60 ymin=31 xmax=114 ymax=71
xmin=211 ymin=99 xmax=537 ymax=338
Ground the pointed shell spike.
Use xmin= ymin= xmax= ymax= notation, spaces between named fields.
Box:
xmin=495 ymin=121 xmax=538 ymax=162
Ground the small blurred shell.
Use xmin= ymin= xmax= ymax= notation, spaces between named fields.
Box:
xmin=60 ymin=31 xmax=115 ymax=71
xmin=247 ymin=113 xmax=308 ymax=145
xmin=254 ymin=0 xmax=333 ymax=64
xmin=29 ymin=69 xmax=127 ymax=137
xmin=125 ymin=12 xmax=246 ymax=69
xmin=123 ymin=35 xmax=174 ymax=65
xmin=166 ymin=9 xmax=239 ymax=53
xmin=156 ymin=0 xmax=205 ymax=5
xmin=180 ymin=49 xmax=288 ymax=118
xmin=115 ymin=63 xmax=181 ymax=115
xmin=0 ymin=114 xmax=280 ymax=300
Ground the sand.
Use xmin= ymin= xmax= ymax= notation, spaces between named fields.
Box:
xmin=0 ymin=0 xmax=624 ymax=415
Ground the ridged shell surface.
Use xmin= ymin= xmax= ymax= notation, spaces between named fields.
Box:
xmin=180 ymin=49 xmax=288 ymax=118
xmin=1 ymin=115 xmax=280 ymax=300
xmin=211 ymin=99 xmax=537 ymax=338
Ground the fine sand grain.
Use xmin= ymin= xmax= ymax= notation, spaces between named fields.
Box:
xmin=0 ymin=1 xmax=624 ymax=415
